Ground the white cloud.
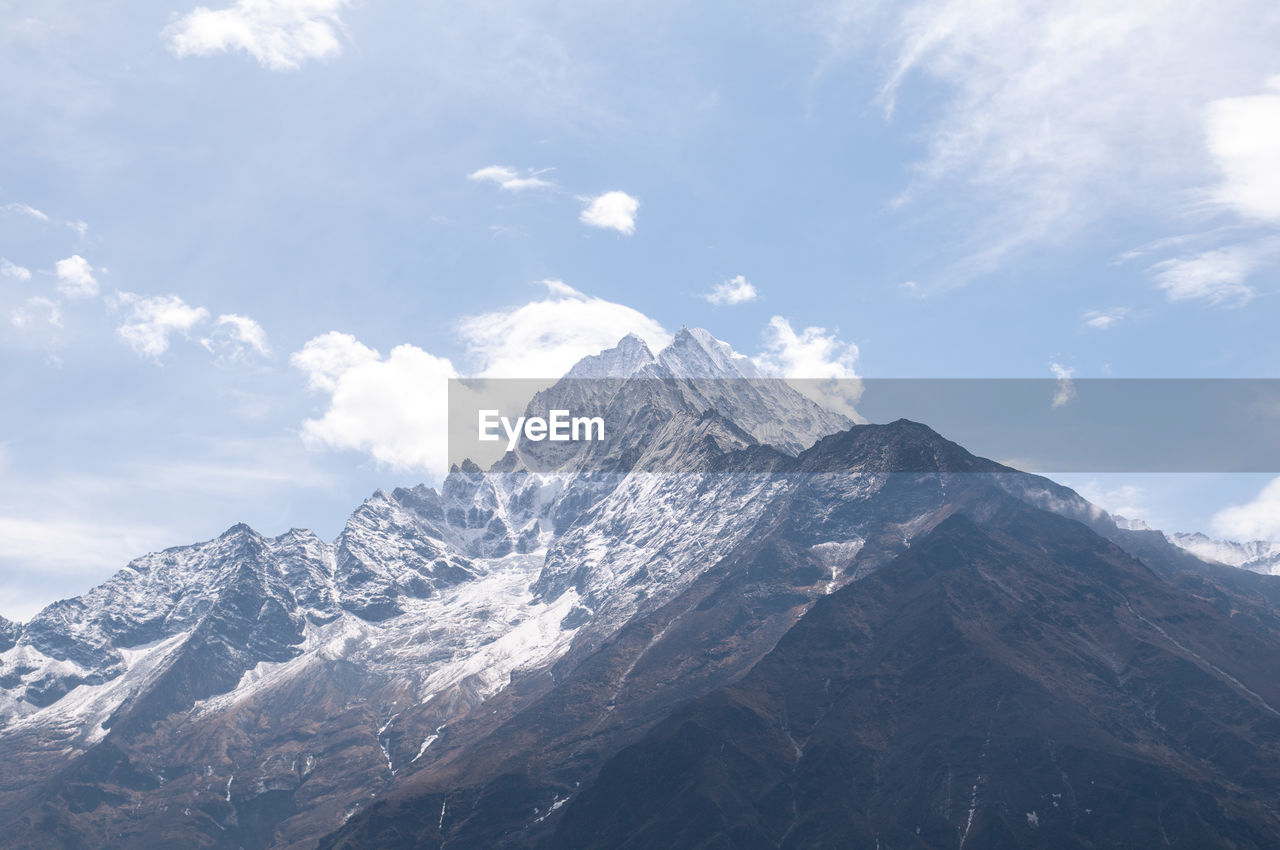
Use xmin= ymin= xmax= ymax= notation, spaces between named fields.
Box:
xmin=1082 ymin=307 xmax=1128 ymax=330
xmin=1050 ymin=362 xmax=1076 ymax=408
xmin=822 ymin=1 xmax=1280 ymax=279
xmin=753 ymin=316 xmax=862 ymax=417
xmin=1212 ymin=476 xmax=1280 ymax=541
xmin=10 ymin=296 xmax=61 ymax=329
xmin=0 ymin=517 xmax=171 ymax=577
xmin=702 ymin=275 xmax=759 ymax=306
xmin=292 ymin=333 xmax=458 ymax=473
xmin=1 ymin=258 xmax=31 ymax=280
xmin=468 ymin=165 xmax=555 ymax=191
xmin=1206 ymin=78 xmax=1280 ymax=223
xmin=1074 ymin=480 xmax=1151 ymax=525
xmin=165 ymin=0 xmax=348 ymax=71
xmin=202 ymin=313 xmax=272 ymax=359
xmin=1148 ymin=241 xmax=1276 ymax=305
xmin=291 ymin=283 xmax=671 ymax=472
xmin=113 ymin=292 xmax=211 ymax=359
xmin=55 ymin=254 xmax=98 ymax=298
xmin=754 ymin=316 xmax=859 ymax=379
xmin=291 ymin=330 xmax=379 ymax=391
xmin=580 ymin=191 xmax=639 ymax=235
xmin=4 ymin=201 xmax=49 ymax=222
xmin=109 ymin=293 xmax=269 ymax=362
xmin=459 ymin=279 xmax=671 ymax=377
xmin=899 ymin=280 xmax=926 ymax=299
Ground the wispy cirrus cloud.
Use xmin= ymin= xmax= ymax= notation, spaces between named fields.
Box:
xmin=10 ymin=296 xmax=62 ymax=329
xmin=3 ymin=201 xmax=88 ymax=238
xmin=1 ymin=258 xmax=31 ymax=281
xmin=165 ymin=0 xmax=348 ymax=71
xmin=4 ymin=201 xmax=49 ymax=222
xmin=1081 ymin=307 xmax=1129 ymax=330
xmin=819 ymin=0 xmax=1280 ymax=288
xmin=1148 ymin=239 xmax=1279 ymax=305
xmin=468 ymin=165 xmax=556 ymax=192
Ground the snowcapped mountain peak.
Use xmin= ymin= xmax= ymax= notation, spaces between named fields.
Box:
xmin=564 ymin=332 xmax=656 ymax=379
xmin=276 ymin=526 xmax=322 ymax=544
xmin=498 ymin=326 xmax=850 ymax=476
xmin=658 ymin=326 xmax=760 ymax=379
xmin=618 ymin=330 xmax=648 ymax=347
xmin=1168 ymin=531 xmax=1280 ymax=576
xmin=215 ymin=521 xmax=265 ymax=545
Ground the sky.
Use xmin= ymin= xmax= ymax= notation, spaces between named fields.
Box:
xmin=2 ymin=0 xmax=1279 ymax=620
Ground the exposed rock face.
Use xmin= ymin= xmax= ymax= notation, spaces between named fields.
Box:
xmin=548 ymin=504 xmax=1280 ymax=849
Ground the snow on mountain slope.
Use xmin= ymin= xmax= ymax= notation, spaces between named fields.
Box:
xmin=3 ymin=525 xmax=316 ymax=715
xmin=563 ymin=331 xmax=656 ymax=380
xmin=0 ymin=328 xmax=862 ymax=847
xmin=1170 ymin=532 xmax=1280 ymax=575
xmin=3 ymin=629 xmax=194 ymax=746
xmin=191 ymin=549 xmax=580 ymax=725
xmin=534 ymin=466 xmax=793 ymax=623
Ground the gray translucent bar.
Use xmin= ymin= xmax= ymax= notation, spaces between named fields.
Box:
xmin=447 ymin=378 xmax=1280 ymax=473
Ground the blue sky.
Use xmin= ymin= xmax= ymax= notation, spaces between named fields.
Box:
xmin=2 ymin=0 xmax=1279 ymax=619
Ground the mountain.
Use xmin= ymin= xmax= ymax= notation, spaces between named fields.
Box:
xmin=548 ymin=501 xmax=1280 ymax=849
xmin=1170 ymin=532 xmax=1280 ymax=576
xmin=321 ymin=436 xmax=1280 ymax=847
xmin=0 ymin=329 xmax=847 ymax=848
xmin=2 ymin=329 xmax=1278 ymax=849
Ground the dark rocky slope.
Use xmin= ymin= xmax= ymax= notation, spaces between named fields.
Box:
xmin=547 ymin=503 xmax=1280 ymax=849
